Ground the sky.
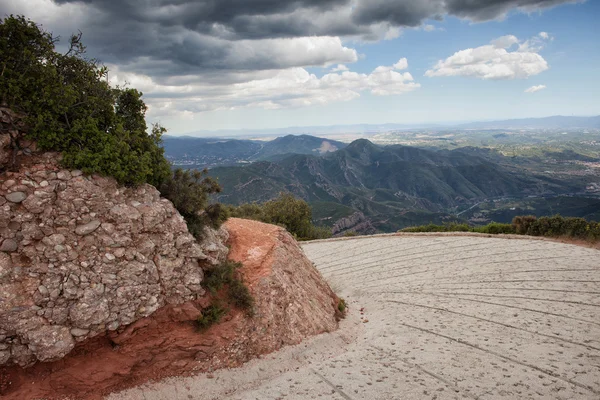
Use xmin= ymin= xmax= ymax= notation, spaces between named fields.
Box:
xmin=1 ymin=0 xmax=599 ymax=135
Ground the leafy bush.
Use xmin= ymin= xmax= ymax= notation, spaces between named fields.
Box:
xmin=514 ymin=215 xmax=600 ymax=241
xmin=228 ymin=203 xmax=265 ymax=221
xmin=228 ymin=193 xmax=333 ymax=240
xmin=195 ymin=304 xmax=226 ymax=331
xmin=263 ymin=193 xmax=314 ymax=239
xmin=1 ymin=15 xmax=229 ymax=239
xmin=159 ymin=168 xmax=226 ymax=239
xmin=0 ymin=15 xmax=171 ymax=186
xmin=337 ymin=298 xmax=347 ymax=313
xmin=473 ymin=222 xmax=515 ymax=234
xmin=512 ymin=215 xmax=537 ymax=235
xmin=204 ymin=260 xmax=241 ymax=294
xmin=228 ymin=279 xmax=254 ymax=310
xmin=402 ymin=215 xmax=600 ymax=242
xmin=203 ymin=260 xmax=254 ymax=311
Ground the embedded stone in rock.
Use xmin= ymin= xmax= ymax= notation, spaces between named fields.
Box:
xmin=69 ymin=299 xmax=110 ymax=328
xmin=0 ymin=238 xmax=17 ymax=252
xmin=56 ymin=170 xmax=72 ymax=180
xmin=75 ymin=219 xmax=101 ymax=236
xmin=70 ymin=328 xmax=89 ymax=337
xmin=26 ymin=325 xmax=75 ymax=362
xmin=5 ymin=191 xmax=27 ymax=203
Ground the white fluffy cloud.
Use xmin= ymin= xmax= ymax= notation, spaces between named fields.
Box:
xmin=109 ymin=58 xmax=419 ymax=116
xmin=330 ymin=64 xmax=350 ymax=72
xmin=425 ymin=34 xmax=550 ymax=80
xmin=393 ymin=58 xmax=409 ymax=70
xmin=525 ymin=84 xmax=546 ymax=93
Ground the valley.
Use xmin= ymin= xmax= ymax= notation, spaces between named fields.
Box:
xmin=162 ymin=121 xmax=600 ymax=235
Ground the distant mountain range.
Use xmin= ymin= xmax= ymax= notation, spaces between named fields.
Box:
xmin=174 ymin=115 xmax=600 ymax=138
xmin=163 ymin=134 xmax=346 ymax=167
xmin=208 ymin=139 xmax=582 ymax=233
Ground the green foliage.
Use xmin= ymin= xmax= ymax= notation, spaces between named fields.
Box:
xmin=473 ymin=222 xmax=515 ymax=234
xmin=512 ymin=215 xmax=538 ymax=235
xmin=228 ymin=203 xmax=266 ymax=221
xmin=337 ymin=298 xmax=346 ymax=313
xmin=402 ymin=222 xmax=471 ymax=233
xmin=204 ymin=260 xmax=241 ymax=294
xmin=203 ymin=260 xmax=254 ymax=311
xmin=228 ymin=193 xmax=333 ymax=240
xmin=263 ymin=193 xmax=314 ymax=238
xmin=513 ymin=215 xmax=600 ymax=241
xmin=159 ymin=168 xmax=226 ymax=238
xmin=402 ymin=215 xmax=600 ymax=242
xmin=228 ymin=279 xmax=254 ymax=310
xmin=195 ymin=304 xmax=226 ymax=331
xmin=0 ymin=15 xmax=172 ymax=186
xmin=343 ymin=231 xmax=359 ymax=237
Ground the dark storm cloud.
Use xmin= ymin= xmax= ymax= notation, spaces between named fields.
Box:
xmin=52 ymin=0 xmax=580 ymax=38
xmin=8 ymin=0 xmax=580 ymax=77
xmin=444 ymin=0 xmax=582 ymax=21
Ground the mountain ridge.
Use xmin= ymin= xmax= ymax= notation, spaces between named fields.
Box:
xmin=209 ymin=139 xmax=582 ymax=232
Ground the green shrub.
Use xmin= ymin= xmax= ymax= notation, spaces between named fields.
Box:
xmin=159 ymin=168 xmax=225 ymax=239
xmin=402 ymin=215 xmax=600 ymax=242
xmin=1 ymin=15 xmax=228 ymax=243
xmin=474 ymin=222 xmax=515 ymax=235
xmin=263 ymin=193 xmax=314 ymax=239
xmin=204 ymin=260 xmax=241 ymax=294
xmin=227 ymin=203 xmax=265 ymax=221
xmin=228 ymin=279 xmax=254 ymax=310
xmin=229 ymin=193 xmax=332 ymax=240
xmin=0 ymin=15 xmax=171 ymax=186
xmin=343 ymin=231 xmax=359 ymax=237
xmin=308 ymin=225 xmax=334 ymax=240
xmin=337 ymin=298 xmax=347 ymax=313
xmin=203 ymin=260 xmax=254 ymax=311
xmin=195 ymin=304 xmax=226 ymax=331
xmin=516 ymin=214 xmax=600 ymax=241
xmin=402 ymin=222 xmax=470 ymax=233
xmin=204 ymin=203 xmax=230 ymax=230
xmin=512 ymin=215 xmax=537 ymax=235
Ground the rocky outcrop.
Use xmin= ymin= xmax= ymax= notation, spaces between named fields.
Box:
xmin=1 ymin=219 xmax=341 ymax=399
xmin=332 ymin=211 xmax=377 ymax=236
xmin=0 ymin=151 xmax=228 ymax=367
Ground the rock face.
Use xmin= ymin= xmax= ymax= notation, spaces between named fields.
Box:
xmin=332 ymin=211 xmax=377 ymax=236
xmin=1 ymin=218 xmax=341 ymax=400
xmin=0 ymin=151 xmax=228 ymax=367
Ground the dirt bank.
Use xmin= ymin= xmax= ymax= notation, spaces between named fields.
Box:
xmin=0 ymin=219 xmax=340 ymax=399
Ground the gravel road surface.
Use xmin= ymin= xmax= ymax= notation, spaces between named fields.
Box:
xmin=110 ymin=234 xmax=600 ymax=400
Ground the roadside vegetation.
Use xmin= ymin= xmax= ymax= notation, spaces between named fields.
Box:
xmin=196 ymin=260 xmax=255 ymax=331
xmin=204 ymin=260 xmax=254 ymax=310
xmin=227 ymin=193 xmax=332 ymax=241
xmin=402 ymin=215 xmax=600 ymax=242
xmin=0 ymin=15 xmax=228 ymax=239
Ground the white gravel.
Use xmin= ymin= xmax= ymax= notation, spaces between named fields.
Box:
xmin=109 ymin=235 xmax=600 ymax=400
